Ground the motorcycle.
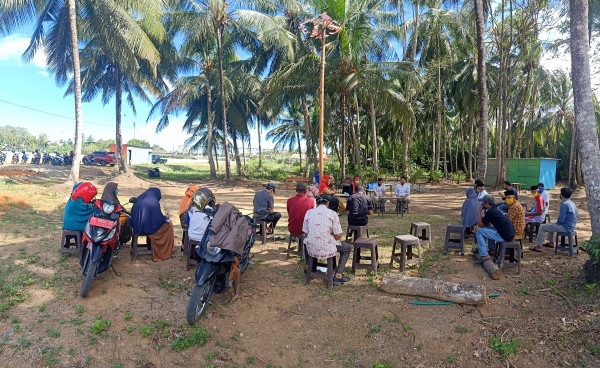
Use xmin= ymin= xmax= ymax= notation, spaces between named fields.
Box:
xmin=52 ymin=154 xmax=64 ymax=166
xmin=0 ymin=152 xmax=6 ymax=165
xmin=42 ymin=153 xmax=51 ymax=164
xmin=64 ymin=154 xmax=73 ymax=166
xmin=31 ymin=153 xmax=41 ymax=165
xmin=186 ymin=215 xmax=257 ymax=324
xmin=80 ymin=198 xmax=134 ymax=297
xmin=12 ymin=152 xmax=19 ymax=164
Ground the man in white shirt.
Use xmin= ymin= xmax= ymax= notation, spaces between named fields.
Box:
xmin=395 ymin=176 xmax=411 ymax=204
xmin=303 ymin=195 xmax=352 ymax=285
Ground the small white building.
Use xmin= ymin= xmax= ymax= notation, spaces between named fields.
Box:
xmin=127 ymin=146 xmax=152 ymax=165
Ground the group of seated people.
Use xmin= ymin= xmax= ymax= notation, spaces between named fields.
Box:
xmin=62 ymin=183 xmax=175 ymax=262
xmin=462 ymin=178 xmax=578 ymax=262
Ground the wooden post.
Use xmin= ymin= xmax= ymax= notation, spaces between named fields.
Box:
xmin=379 ymin=274 xmax=489 ymax=305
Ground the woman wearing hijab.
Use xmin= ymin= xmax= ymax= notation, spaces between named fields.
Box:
xmin=318 ymin=175 xmax=345 ymax=214
xmin=461 ymin=187 xmax=480 ymax=236
xmin=100 ymin=182 xmax=132 ymax=245
xmin=178 ymin=185 xmax=200 ymax=223
xmin=63 ymin=182 xmax=99 ymax=232
xmin=130 ymin=188 xmax=175 ymax=261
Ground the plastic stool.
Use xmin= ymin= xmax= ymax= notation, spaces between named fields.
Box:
xmin=391 ymin=235 xmax=422 ymax=272
xmin=131 ymin=233 xmax=153 ymax=262
xmin=443 ymin=224 xmax=464 ymax=255
xmin=410 ymin=222 xmax=431 ymax=247
xmin=346 ymin=225 xmax=369 ymax=242
xmin=496 ymin=240 xmax=522 ymax=274
xmin=352 ymin=238 xmax=378 ymax=275
xmin=305 ymin=254 xmax=337 ymax=289
xmin=555 ymin=231 xmax=578 ymax=257
xmin=256 ymin=221 xmax=275 ymax=244
xmin=287 ymin=234 xmax=305 ymax=260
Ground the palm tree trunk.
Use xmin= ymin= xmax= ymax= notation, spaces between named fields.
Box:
xmin=214 ymin=143 xmax=219 ymax=171
xmin=570 ymin=0 xmax=600 ymax=236
xmin=353 ymin=92 xmax=361 ymax=169
xmin=257 ymin=121 xmax=263 ymax=169
xmin=301 ymin=96 xmax=312 ymax=177
xmin=296 ymin=126 xmax=303 ymax=172
xmin=115 ymin=65 xmax=128 ymax=174
xmin=369 ymin=98 xmax=378 ymax=173
xmin=468 ymin=116 xmax=474 ymax=180
xmin=242 ymin=133 xmax=246 ymax=167
xmin=568 ymin=117 xmax=578 ymax=189
xmin=231 ymin=128 xmax=242 ymax=176
xmin=459 ymin=114 xmax=468 ymax=175
xmin=340 ymin=91 xmax=347 ymax=181
xmin=206 ymin=85 xmax=217 ymax=179
xmin=66 ymin=0 xmax=83 ymax=185
xmin=410 ymin=2 xmax=420 ymax=63
xmin=474 ymin=0 xmax=489 ymax=181
xmin=216 ymin=26 xmax=231 ymax=180
xmin=318 ymin=31 xmax=326 ymax=179
xmin=434 ymin=55 xmax=442 ymax=172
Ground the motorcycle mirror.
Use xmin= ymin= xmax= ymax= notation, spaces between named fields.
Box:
xmin=110 ymin=213 xmax=119 ymax=220
xmin=129 ymin=197 xmax=137 ymax=204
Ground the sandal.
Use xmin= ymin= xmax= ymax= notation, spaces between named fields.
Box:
xmin=542 ymin=243 xmax=554 ymax=248
xmin=529 ymin=246 xmax=543 ymax=252
xmin=474 ymin=257 xmax=490 ymax=264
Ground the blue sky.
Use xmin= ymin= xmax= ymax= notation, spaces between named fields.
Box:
xmin=0 ymin=26 xmax=274 ymax=152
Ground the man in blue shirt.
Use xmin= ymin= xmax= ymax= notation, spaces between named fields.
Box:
xmin=530 ymin=187 xmax=578 ymax=252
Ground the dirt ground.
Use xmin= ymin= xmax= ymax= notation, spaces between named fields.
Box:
xmin=0 ymin=164 xmax=598 ymax=368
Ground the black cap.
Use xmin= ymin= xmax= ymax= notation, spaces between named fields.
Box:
xmin=475 ymin=179 xmax=484 ymax=187
xmin=530 ymin=185 xmax=538 ymax=191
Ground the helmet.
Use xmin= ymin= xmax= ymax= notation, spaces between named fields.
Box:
xmin=71 ymin=182 xmax=97 ymax=203
xmin=191 ymin=187 xmax=215 ymax=211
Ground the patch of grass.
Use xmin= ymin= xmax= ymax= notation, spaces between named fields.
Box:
xmin=516 ymin=284 xmax=531 ymax=295
xmin=89 ymin=315 xmax=111 ymax=334
xmin=46 ymin=327 xmax=61 ymax=338
xmin=366 ymin=324 xmax=382 ymax=337
xmin=170 ymin=326 xmax=210 ymax=352
xmin=373 ymin=361 xmax=392 ymax=368
xmin=402 ymin=323 xmax=411 ymax=332
xmin=489 ymin=335 xmax=518 ymax=361
xmin=75 ymin=305 xmax=84 ymax=315
xmin=139 ymin=325 xmax=152 ymax=337
xmin=126 ymin=326 xmax=135 ymax=335
xmin=216 ymin=340 xmax=231 ymax=349
xmin=41 ymin=346 xmax=61 ymax=366
xmin=383 ymin=313 xmax=400 ymax=323
xmin=416 ymin=342 xmax=424 ymax=351
xmin=69 ymin=317 xmax=86 ymax=326
xmin=204 ymin=350 xmax=219 ymax=360
xmin=454 ymin=325 xmax=470 ymax=334
xmin=38 ymin=303 xmax=46 ymax=312
xmin=246 ymin=357 xmax=256 ymax=364
xmin=123 ymin=312 xmax=133 ymax=321
xmin=586 ymin=343 xmax=600 ymax=357
xmin=68 ymin=348 xmax=76 ymax=356
xmin=446 ymin=355 xmax=456 ymax=363
xmin=157 ymin=275 xmax=175 ymax=289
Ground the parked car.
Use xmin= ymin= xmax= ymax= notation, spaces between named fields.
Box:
xmin=83 ymin=151 xmax=117 ymax=166
xmin=151 ymin=154 xmax=167 ymax=164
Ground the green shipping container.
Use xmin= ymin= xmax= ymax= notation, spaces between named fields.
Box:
xmin=484 ymin=158 xmax=559 ymax=189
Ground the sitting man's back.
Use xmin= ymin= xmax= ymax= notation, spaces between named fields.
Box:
xmin=287 ymin=182 xmax=315 ymax=235
xmin=347 ymin=185 xmax=374 ymax=227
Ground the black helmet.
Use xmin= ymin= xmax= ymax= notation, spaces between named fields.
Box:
xmin=191 ymin=187 xmax=215 ymax=210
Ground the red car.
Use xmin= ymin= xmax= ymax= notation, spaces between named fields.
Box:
xmin=83 ymin=151 xmax=117 ymax=166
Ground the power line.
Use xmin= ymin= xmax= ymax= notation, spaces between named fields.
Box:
xmin=0 ymin=98 xmax=114 ymax=128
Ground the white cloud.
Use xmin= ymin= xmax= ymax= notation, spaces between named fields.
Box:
xmin=0 ymin=34 xmax=47 ymax=69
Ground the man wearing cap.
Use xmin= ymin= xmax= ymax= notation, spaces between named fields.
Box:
xmin=530 ymin=187 xmax=578 ymax=252
xmin=474 ymin=195 xmax=515 ymax=263
xmin=303 ymin=195 xmax=352 ymax=285
xmin=475 ymin=179 xmax=488 ymax=201
xmin=253 ymin=183 xmax=281 ymax=233
xmin=525 ymin=185 xmax=546 ymax=223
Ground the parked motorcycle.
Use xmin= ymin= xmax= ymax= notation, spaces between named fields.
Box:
xmin=186 ymin=210 xmax=257 ymax=324
xmin=64 ymin=154 xmax=73 ymax=166
xmin=80 ymin=197 xmax=135 ymax=297
xmin=12 ymin=152 xmax=19 ymax=164
xmin=0 ymin=152 xmax=6 ymax=165
xmin=31 ymin=153 xmax=41 ymax=164
xmin=42 ymin=153 xmax=51 ymax=164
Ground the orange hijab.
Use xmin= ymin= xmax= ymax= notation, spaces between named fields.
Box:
xmin=178 ymin=185 xmax=200 ymax=215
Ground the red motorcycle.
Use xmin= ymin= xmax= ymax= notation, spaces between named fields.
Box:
xmin=80 ymin=198 xmax=132 ymax=297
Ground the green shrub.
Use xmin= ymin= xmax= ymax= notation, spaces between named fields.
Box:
xmin=429 ymin=170 xmax=443 ymax=182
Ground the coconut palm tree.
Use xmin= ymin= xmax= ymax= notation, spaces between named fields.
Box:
xmin=266 ymin=100 xmax=305 ymax=170
xmin=0 ymin=0 xmax=83 ymax=183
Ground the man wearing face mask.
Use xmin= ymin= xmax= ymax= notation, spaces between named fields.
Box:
xmin=474 ymin=195 xmax=515 ymax=263
xmin=504 ymin=192 xmax=525 ymax=242
xmin=538 ymin=182 xmax=549 ymax=212
xmin=530 ymin=188 xmax=578 ymax=252
xmin=525 ymin=185 xmax=546 ymax=223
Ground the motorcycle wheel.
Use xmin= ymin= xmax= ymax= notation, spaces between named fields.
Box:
xmin=80 ymin=259 xmax=99 ymax=298
xmin=186 ymin=275 xmax=215 ymax=324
